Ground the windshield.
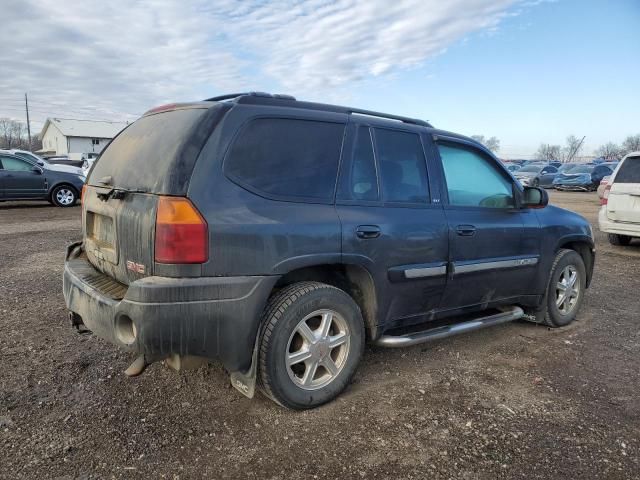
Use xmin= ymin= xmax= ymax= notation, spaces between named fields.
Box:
xmin=14 ymin=151 xmax=48 ymax=165
xmin=568 ymin=165 xmax=593 ymax=174
xmin=518 ymin=166 xmax=543 ymax=173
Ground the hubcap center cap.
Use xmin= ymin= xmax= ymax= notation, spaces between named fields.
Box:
xmin=313 ymin=340 xmax=330 ymax=360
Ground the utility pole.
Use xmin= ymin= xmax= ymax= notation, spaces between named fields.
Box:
xmin=567 ymin=136 xmax=586 ymax=163
xmin=25 ymin=93 xmax=32 ymax=151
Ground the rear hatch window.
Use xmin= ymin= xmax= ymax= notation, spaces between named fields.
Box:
xmin=614 ymin=156 xmax=640 ymax=183
xmin=89 ymin=106 xmax=217 ymax=194
xmin=608 ymin=156 xmax=640 ymax=224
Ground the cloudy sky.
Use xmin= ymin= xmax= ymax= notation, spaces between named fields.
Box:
xmin=1 ymin=0 xmax=638 ymax=156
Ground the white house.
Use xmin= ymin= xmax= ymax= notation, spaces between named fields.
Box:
xmin=38 ymin=118 xmax=128 ymax=156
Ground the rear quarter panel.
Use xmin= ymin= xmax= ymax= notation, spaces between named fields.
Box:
xmin=187 ymin=104 xmax=345 ymax=277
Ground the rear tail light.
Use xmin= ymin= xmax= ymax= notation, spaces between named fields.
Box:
xmin=155 ymin=196 xmax=208 ymax=264
xmin=601 ymin=184 xmax=611 ymax=205
xmin=81 ymin=185 xmax=87 ymax=208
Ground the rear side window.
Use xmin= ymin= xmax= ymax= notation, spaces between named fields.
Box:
xmin=614 ymin=156 xmax=640 ymax=183
xmin=337 ymin=126 xmax=378 ymax=201
xmin=225 ymin=118 xmax=345 ymax=201
xmin=438 ymin=143 xmax=514 ymax=208
xmin=374 ymin=128 xmax=429 ymax=203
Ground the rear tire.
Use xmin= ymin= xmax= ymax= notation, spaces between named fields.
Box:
xmin=51 ymin=185 xmax=78 ymax=207
xmin=259 ymin=281 xmax=365 ymax=409
xmin=608 ymin=233 xmax=632 ymax=246
xmin=542 ymin=249 xmax=586 ymax=327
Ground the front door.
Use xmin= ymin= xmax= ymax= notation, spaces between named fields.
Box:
xmin=432 ymin=140 xmax=539 ymax=310
xmin=539 ymin=165 xmax=558 ymax=187
xmin=0 ymin=155 xmax=47 ymax=199
xmin=336 ymin=123 xmax=449 ymax=328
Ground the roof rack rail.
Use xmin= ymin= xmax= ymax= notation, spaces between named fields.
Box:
xmin=203 ymin=92 xmax=431 ymax=127
xmin=204 ymin=92 xmax=296 ymax=102
xmin=348 ymin=108 xmax=431 ymax=127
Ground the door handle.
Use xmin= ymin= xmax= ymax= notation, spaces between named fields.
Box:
xmin=356 ymin=225 xmax=381 ymax=239
xmin=456 ymin=225 xmax=476 ymax=236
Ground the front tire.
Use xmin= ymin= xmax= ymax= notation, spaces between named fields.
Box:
xmin=542 ymin=249 xmax=586 ymax=327
xmin=608 ymin=233 xmax=632 ymax=246
xmin=259 ymin=282 xmax=365 ymax=409
xmin=51 ymin=185 xmax=78 ymax=207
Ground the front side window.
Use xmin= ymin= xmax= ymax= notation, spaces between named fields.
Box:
xmin=438 ymin=143 xmax=514 ymax=208
xmin=1 ymin=156 xmax=33 ymax=172
xmin=374 ymin=128 xmax=429 ymax=203
xmin=225 ymin=118 xmax=345 ymax=201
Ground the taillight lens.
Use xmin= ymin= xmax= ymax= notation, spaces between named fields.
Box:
xmin=601 ymin=185 xmax=611 ymax=206
xmin=155 ymin=196 xmax=208 ymax=264
xmin=81 ymin=185 xmax=87 ymax=208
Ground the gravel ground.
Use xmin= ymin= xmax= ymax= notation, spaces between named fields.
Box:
xmin=1 ymin=192 xmax=639 ymax=479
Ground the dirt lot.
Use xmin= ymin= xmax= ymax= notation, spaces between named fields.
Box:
xmin=1 ymin=191 xmax=639 ymax=479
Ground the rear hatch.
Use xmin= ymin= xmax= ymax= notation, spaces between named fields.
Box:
xmin=607 ymin=155 xmax=640 ymax=223
xmin=83 ymin=104 xmax=226 ymax=285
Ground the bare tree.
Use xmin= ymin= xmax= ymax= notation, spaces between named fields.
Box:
xmin=563 ymin=135 xmax=583 ymax=162
xmin=622 ymin=134 xmax=640 ymax=154
xmin=535 ymin=143 xmax=562 ymax=161
xmin=0 ymin=118 xmax=33 ymax=150
xmin=471 ymin=134 xmax=500 ymax=153
xmin=595 ymin=142 xmax=622 ymax=161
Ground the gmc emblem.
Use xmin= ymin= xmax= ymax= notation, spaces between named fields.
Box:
xmin=126 ymin=260 xmax=145 ymax=274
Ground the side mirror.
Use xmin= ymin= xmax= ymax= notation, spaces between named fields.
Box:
xmin=522 ymin=186 xmax=548 ymax=209
xmin=32 ymin=166 xmax=43 ymax=174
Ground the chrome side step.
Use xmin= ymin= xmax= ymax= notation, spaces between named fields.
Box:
xmin=375 ymin=306 xmax=524 ymax=348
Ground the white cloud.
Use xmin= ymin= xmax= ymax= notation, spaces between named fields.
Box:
xmin=0 ymin=0 xmax=527 ymax=128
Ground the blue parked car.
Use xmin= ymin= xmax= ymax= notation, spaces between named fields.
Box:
xmin=554 ymin=164 xmax=613 ymax=191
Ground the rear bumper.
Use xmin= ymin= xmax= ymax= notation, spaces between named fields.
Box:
xmin=63 ymin=242 xmax=278 ymax=372
xmin=598 ymin=208 xmax=640 ymax=238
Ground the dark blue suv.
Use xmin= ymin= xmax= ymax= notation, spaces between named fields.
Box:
xmin=63 ymin=93 xmax=595 ymax=409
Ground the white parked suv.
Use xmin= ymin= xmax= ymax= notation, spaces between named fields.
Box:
xmin=599 ymin=152 xmax=640 ymax=245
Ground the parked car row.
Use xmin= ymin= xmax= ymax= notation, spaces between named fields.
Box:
xmin=0 ymin=149 xmax=86 ymax=207
xmin=504 ymin=160 xmax=618 ymax=191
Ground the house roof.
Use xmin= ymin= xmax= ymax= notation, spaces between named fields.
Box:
xmin=40 ymin=118 xmax=129 ymax=139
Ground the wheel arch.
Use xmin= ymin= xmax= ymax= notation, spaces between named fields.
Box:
xmin=272 ymin=263 xmax=379 ymax=340
xmin=556 ymin=236 xmax=595 ymax=287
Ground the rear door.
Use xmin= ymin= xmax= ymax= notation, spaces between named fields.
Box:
xmin=83 ymin=105 xmax=225 ymax=284
xmin=0 ymin=155 xmax=47 ymax=199
xmin=336 ymin=122 xmax=449 ymax=327
xmin=607 ymin=155 xmax=640 ymax=223
xmin=432 ymin=138 xmax=539 ymax=310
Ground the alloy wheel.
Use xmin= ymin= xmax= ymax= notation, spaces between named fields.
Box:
xmin=56 ymin=188 xmax=75 ymax=206
xmin=555 ymin=265 xmax=580 ymax=315
xmin=286 ymin=309 xmax=350 ymax=390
